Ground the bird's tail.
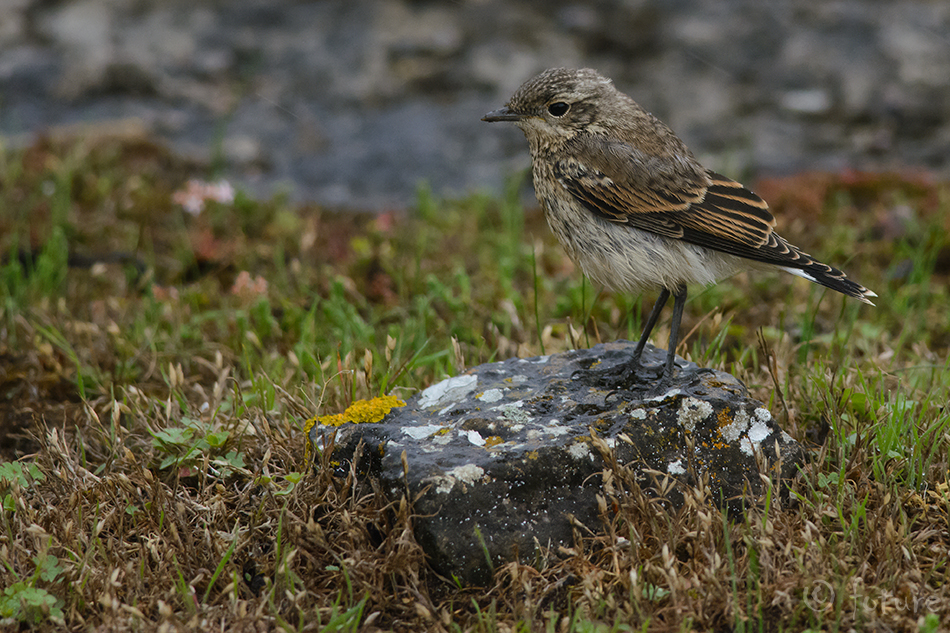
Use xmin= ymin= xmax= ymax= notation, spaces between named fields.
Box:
xmin=779 ymin=245 xmax=877 ymax=305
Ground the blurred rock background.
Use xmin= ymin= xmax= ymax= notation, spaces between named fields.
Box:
xmin=2 ymin=0 xmax=948 ymax=210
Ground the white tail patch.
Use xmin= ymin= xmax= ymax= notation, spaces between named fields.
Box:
xmin=780 ymin=266 xmax=818 ymax=284
xmin=779 ymin=266 xmax=877 ymax=305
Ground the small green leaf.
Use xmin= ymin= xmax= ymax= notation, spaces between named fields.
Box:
xmin=0 ymin=462 xmax=28 ymax=487
xmin=205 ymin=430 xmax=229 ymax=447
xmin=642 ymin=583 xmax=670 ymax=601
xmin=151 ymin=427 xmax=194 ymax=448
xmin=34 ymin=555 xmax=64 ymax=582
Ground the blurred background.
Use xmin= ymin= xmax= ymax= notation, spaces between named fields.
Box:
xmin=2 ymin=0 xmax=949 ymax=210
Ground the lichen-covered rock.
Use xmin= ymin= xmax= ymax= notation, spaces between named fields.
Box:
xmin=309 ymin=340 xmax=804 ymax=586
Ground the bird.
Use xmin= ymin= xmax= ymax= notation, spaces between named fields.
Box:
xmin=482 ymin=67 xmax=875 ymax=388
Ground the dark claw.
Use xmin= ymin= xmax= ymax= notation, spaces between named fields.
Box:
xmin=576 ymin=358 xmax=664 ymax=392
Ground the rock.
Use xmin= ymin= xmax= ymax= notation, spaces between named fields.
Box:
xmin=309 ymin=341 xmax=804 ymax=586
xmin=36 ymin=0 xmax=114 ymax=98
xmin=4 ymin=0 xmax=950 ymax=209
xmin=0 ymin=0 xmax=31 ymax=49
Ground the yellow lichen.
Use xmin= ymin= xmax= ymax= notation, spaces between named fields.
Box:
xmin=317 ymin=395 xmax=407 ymax=427
xmin=716 ymin=408 xmax=733 ymax=428
xmin=484 ymin=436 xmax=504 ymax=448
xmin=303 ymin=415 xmax=318 ymax=434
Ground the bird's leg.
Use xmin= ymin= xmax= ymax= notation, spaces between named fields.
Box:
xmin=575 ymin=286 xmax=684 ymax=390
xmin=659 ymin=284 xmax=688 ymax=385
xmin=628 ymin=287 xmax=671 ymax=369
xmin=603 ymin=287 xmax=671 ymax=388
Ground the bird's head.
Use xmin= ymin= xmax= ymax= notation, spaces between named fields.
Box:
xmin=483 ymin=68 xmax=618 ymax=150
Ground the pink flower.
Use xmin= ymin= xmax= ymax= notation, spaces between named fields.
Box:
xmin=173 ymin=179 xmax=235 ymax=215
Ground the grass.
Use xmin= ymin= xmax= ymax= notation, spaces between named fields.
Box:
xmin=0 ymin=134 xmax=948 ymax=631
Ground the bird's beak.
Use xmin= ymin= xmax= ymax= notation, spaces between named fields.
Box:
xmin=482 ymin=107 xmax=523 ymax=122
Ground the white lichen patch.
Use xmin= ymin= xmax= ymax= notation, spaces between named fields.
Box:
xmin=477 ymin=388 xmax=504 ymax=403
xmin=667 ymin=459 xmax=686 ymax=475
xmin=677 ymin=397 xmax=713 ymax=433
xmin=627 ymin=408 xmax=647 ymax=420
xmin=754 ymin=408 xmax=772 ymax=423
xmin=568 ymin=441 xmax=591 ymax=461
xmin=544 ymin=421 xmax=570 ymax=437
xmin=428 ymin=476 xmax=453 ymax=494
xmin=738 ymin=414 xmax=773 ymax=457
xmin=447 ymin=464 xmax=484 ymax=486
xmin=491 ymin=400 xmax=531 ymax=425
xmin=431 ymin=432 xmax=453 ymax=446
xmin=402 ymin=423 xmax=445 ymax=440
xmin=419 ymin=374 xmax=478 ymax=408
xmin=509 ymin=374 xmax=528 ymax=384
xmin=465 ymin=430 xmax=486 ymax=446
xmin=719 ymin=408 xmax=750 ymax=443
xmin=748 ymin=420 xmax=771 ymax=443
xmin=430 ymin=463 xmax=486 ymax=494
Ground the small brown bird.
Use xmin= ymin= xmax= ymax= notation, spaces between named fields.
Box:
xmin=483 ymin=67 xmax=875 ymax=387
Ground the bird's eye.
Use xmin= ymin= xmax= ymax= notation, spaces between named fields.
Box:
xmin=547 ymin=102 xmax=570 ymax=117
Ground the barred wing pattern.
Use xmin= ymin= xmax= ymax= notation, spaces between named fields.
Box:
xmin=553 ymin=139 xmax=876 ymax=304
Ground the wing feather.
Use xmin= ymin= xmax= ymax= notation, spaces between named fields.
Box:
xmin=548 ymin=130 xmax=876 ymax=303
xmin=553 ymin=138 xmax=799 ymax=265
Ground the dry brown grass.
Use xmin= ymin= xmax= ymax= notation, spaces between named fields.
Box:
xmin=0 ymin=137 xmax=948 ymax=631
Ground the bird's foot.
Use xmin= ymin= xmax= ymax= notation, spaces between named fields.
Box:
xmin=572 ymin=357 xmax=663 ymax=392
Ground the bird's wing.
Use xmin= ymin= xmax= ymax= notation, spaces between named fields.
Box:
xmin=553 ymin=136 xmax=801 ymax=264
xmin=552 ymin=135 xmax=877 ymax=304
